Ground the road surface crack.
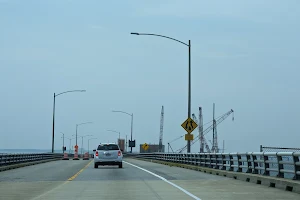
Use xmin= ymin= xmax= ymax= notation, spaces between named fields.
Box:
xmin=141 ymin=178 xmax=163 ymax=200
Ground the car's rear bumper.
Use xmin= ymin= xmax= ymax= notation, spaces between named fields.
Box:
xmin=94 ymin=156 xmax=122 ymax=165
xmin=95 ymin=161 xmax=121 ymax=165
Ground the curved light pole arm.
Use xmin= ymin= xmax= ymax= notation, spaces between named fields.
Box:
xmin=112 ymin=110 xmax=132 ymax=116
xmin=77 ymin=134 xmax=93 ymax=155
xmin=107 ymin=130 xmax=118 ymax=134
xmin=88 ymin=138 xmax=97 ymax=154
xmin=131 ymin=32 xmax=192 ymax=153
xmin=131 ymin=32 xmax=189 ymax=46
xmin=55 ymin=90 xmax=86 ymax=97
xmin=107 ymin=130 xmax=121 ymax=141
xmin=77 ymin=122 xmax=93 ymax=126
xmin=52 ymin=89 xmax=86 ymax=153
xmin=75 ymin=122 xmax=93 ymax=147
xmin=111 ymin=110 xmax=134 ymax=153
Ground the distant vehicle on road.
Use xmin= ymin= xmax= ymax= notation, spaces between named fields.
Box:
xmin=93 ymin=143 xmax=123 ymax=168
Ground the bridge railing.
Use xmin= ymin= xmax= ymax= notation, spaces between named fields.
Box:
xmin=126 ymin=152 xmax=300 ymax=180
xmin=0 ymin=153 xmax=63 ymax=166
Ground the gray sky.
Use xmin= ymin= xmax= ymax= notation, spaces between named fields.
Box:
xmin=0 ymin=0 xmax=299 ymax=152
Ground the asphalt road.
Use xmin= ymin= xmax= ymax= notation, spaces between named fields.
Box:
xmin=0 ymin=159 xmax=90 ymax=200
xmin=0 ymin=158 xmax=299 ymax=200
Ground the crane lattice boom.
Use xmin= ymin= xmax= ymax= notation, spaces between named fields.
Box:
xmin=178 ymin=109 xmax=234 ymax=153
xmin=192 ymin=114 xmax=211 ymax=153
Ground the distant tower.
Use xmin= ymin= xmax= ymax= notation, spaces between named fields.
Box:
xmin=159 ymin=106 xmax=164 ymax=152
xmin=199 ymin=107 xmax=204 ymax=153
xmin=211 ymin=103 xmax=219 ymax=153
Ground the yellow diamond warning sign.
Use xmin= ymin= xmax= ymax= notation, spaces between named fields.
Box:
xmin=181 ymin=117 xmax=198 ymax=134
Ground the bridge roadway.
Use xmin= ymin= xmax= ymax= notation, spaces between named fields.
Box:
xmin=0 ymin=158 xmax=299 ymax=200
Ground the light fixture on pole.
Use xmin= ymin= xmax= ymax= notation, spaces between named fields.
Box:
xmin=73 ymin=134 xmax=93 ymax=156
xmin=52 ymin=90 xmax=86 ymax=153
xmin=60 ymin=132 xmax=65 ymax=154
xmin=131 ymin=32 xmax=192 ymax=153
xmin=112 ymin=110 xmax=134 ymax=153
xmin=107 ymin=129 xmax=120 ymax=141
xmin=75 ymin=122 xmax=93 ymax=151
xmin=88 ymin=138 xmax=97 ymax=155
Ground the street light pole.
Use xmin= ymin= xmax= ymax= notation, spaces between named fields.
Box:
xmin=107 ymin=130 xmax=121 ymax=142
xmin=72 ymin=134 xmax=93 ymax=157
xmin=126 ymin=135 xmax=127 ymax=152
xmin=112 ymin=110 xmax=134 ymax=153
xmin=88 ymin=138 xmax=97 ymax=155
xmin=75 ymin=122 xmax=93 ymax=150
xmin=131 ymin=32 xmax=192 ymax=153
xmin=131 ymin=113 xmax=133 ymax=153
xmin=76 ymin=124 xmax=78 ymax=148
xmin=51 ymin=90 xmax=86 ymax=153
xmin=187 ymin=39 xmax=191 ymax=153
xmin=52 ymin=93 xmax=56 ymax=153
xmin=81 ymin=136 xmax=83 ymax=155
xmin=65 ymin=137 xmax=74 ymax=153
xmin=61 ymin=132 xmax=64 ymax=154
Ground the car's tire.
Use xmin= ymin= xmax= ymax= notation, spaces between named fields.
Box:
xmin=94 ymin=163 xmax=98 ymax=168
xmin=118 ymin=162 xmax=123 ymax=168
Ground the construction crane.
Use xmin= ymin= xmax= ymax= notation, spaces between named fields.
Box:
xmin=177 ymin=109 xmax=234 ymax=153
xmin=210 ymin=139 xmax=225 ymax=153
xmin=158 ymin=106 xmax=164 ymax=152
xmin=211 ymin=119 xmax=219 ymax=152
xmin=192 ymin=113 xmax=211 ymax=153
xmin=211 ymin=103 xmax=219 ymax=153
xmin=167 ymin=135 xmax=184 ymax=153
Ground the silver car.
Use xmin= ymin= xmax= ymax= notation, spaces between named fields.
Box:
xmin=93 ymin=143 xmax=123 ymax=168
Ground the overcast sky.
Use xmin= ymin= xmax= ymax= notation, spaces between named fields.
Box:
xmin=0 ymin=0 xmax=299 ymax=153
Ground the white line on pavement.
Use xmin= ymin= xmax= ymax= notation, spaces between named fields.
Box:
xmin=123 ymin=161 xmax=201 ymax=200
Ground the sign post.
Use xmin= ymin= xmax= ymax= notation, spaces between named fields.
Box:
xmin=181 ymin=117 xmax=197 ymax=144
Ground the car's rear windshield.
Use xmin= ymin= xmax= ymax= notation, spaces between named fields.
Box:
xmin=97 ymin=144 xmax=119 ymax=150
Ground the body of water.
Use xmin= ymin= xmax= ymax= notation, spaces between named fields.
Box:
xmin=0 ymin=149 xmax=79 ymax=154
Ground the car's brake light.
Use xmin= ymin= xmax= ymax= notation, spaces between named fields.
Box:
xmin=95 ymin=151 xmax=98 ymax=156
xmin=118 ymin=151 xmax=121 ymax=156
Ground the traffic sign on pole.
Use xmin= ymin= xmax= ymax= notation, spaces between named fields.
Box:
xmin=142 ymin=143 xmax=149 ymax=151
xmin=181 ymin=117 xmax=197 ymax=141
xmin=181 ymin=117 xmax=197 ymax=134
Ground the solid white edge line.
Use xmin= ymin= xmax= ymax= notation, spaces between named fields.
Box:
xmin=123 ymin=161 xmax=201 ymax=200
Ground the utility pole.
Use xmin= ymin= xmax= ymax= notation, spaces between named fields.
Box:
xmin=111 ymin=111 xmax=134 ymax=153
xmin=130 ymin=33 xmax=191 ymax=153
xmin=126 ymin=135 xmax=128 ymax=152
xmin=187 ymin=39 xmax=191 ymax=153
xmin=81 ymin=136 xmax=83 ymax=156
xmin=51 ymin=90 xmax=86 ymax=153
xmin=52 ymin=93 xmax=56 ymax=153
xmin=212 ymin=103 xmax=215 ymax=152
xmin=130 ymin=113 xmax=133 ymax=153
xmin=61 ymin=132 xmax=64 ymax=154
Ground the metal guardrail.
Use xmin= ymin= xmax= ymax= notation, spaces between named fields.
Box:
xmin=128 ymin=152 xmax=300 ymax=180
xmin=0 ymin=153 xmax=63 ymax=166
